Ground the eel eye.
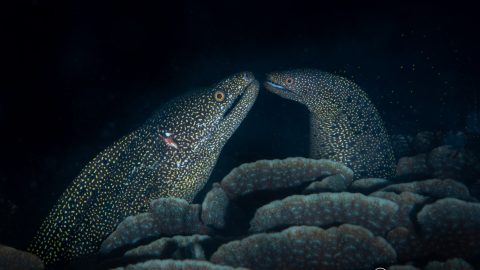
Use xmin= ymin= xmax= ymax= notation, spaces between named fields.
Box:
xmin=285 ymin=77 xmax=294 ymax=85
xmin=214 ymin=91 xmax=225 ymax=102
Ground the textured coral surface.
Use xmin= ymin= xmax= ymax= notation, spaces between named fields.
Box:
xmin=96 ymin=150 xmax=480 ymax=270
xmin=6 ymin=133 xmax=479 ymax=270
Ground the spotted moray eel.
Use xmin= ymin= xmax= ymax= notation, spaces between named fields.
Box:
xmin=29 ymin=72 xmax=259 ymax=264
xmin=265 ymin=69 xmax=395 ymax=179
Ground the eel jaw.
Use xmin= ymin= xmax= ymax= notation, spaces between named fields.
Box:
xmin=265 ymin=81 xmax=285 ymax=90
xmin=217 ymin=79 xmax=259 ymax=136
xmin=264 ymin=80 xmax=298 ymax=101
xmin=222 ymin=82 xmax=249 ymax=119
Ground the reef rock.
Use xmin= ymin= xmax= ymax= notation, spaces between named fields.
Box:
xmin=111 ymin=259 xmax=248 ymax=270
xmin=379 ymin=179 xmax=474 ymax=201
xmin=348 ymin=178 xmax=392 ymax=193
xmin=387 ymin=266 xmax=419 ymax=270
xmin=417 ymin=198 xmax=480 ymax=259
xmin=100 ymin=198 xmax=210 ymax=254
xmin=124 ymin=235 xmax=211 ymax=260
xmin=249 ymin=192 xmax=399 ymax=236
xmin=99 ymin=156 xmax=480 ymax=270
xmin=386 ymin=226 xmax=425 ymax=262
xmin=220 ymin=158 xmax=353 ymax=199
xmin=302 ymin=174 xmax=349 ymax=193
xmin=387 ymin=258 xmax=474 ymax=270
xmin=210 ymin=225 xmax=396 ymax=270
xmin=201 ymin=183 xmax=230 ymax=229
xmin=370 ymin=191 xmax=428 ymax=228
xmin=395 ymin=154 xmax=430 ymax=179
xmin=424 ymin=258 xmax=474 ymax=270
xmin=0 ymin=244 xmax=44 ymax=270
xmin=427 ymin=145 xmax=466 ymax=179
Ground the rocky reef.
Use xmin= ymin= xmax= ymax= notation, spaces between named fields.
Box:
xmin=95 ymin=131 xmax=480 ymax=270
xmin=2 ymin=131 xmax=479 ymax=270
xmin=0 ymin=244 xmax=44 ymax=270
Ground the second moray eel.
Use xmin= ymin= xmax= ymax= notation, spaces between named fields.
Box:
xmin=265 ymin=69 xmax=395 ymax=179
xmin=29 ymin=72 xmax=259 ymax=265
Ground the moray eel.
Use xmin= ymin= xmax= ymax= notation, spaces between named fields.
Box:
xmin=264 ymin=69 xmax=395 ymax=179
xmin=29 ymin=72 xmax=259 ymax=264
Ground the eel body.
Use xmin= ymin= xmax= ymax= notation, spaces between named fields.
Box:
xmin=265 ymin=69 xmax=395 ymax=179
xmin=29 ymin=72 xmax=259 ymax=264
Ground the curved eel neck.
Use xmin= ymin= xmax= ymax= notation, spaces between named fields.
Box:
xmin=307 ymin=102 xmax=396 ymax=179
xmin=309 ymin=111 xmax=333 ymax=159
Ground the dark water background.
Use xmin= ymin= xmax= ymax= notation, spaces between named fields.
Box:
xmin=1 ymin=0 xmax=479 ymax=250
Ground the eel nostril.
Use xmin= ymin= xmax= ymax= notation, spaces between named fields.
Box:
xmin=242 ymin=72 xmax=254 ymax=83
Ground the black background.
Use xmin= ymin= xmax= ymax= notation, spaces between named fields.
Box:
xmin=2 ymin=0 xmax=479 ymax=249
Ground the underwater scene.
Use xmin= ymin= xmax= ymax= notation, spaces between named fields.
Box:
xmin=2 ymin=1 xmax=480 ymax=269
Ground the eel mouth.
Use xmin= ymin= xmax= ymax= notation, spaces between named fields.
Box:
xmin=265 ymin=81 xmax=286 ymax=90
xmin=219 ymin=79 xmax=259 ymax=132
xmin=223 ymin=86 xmax=247 ymax=118
xmin=264 ymin=80 xmax=298 ymax=99
xmin=223 ymin=80 xmax=256 ymax=119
